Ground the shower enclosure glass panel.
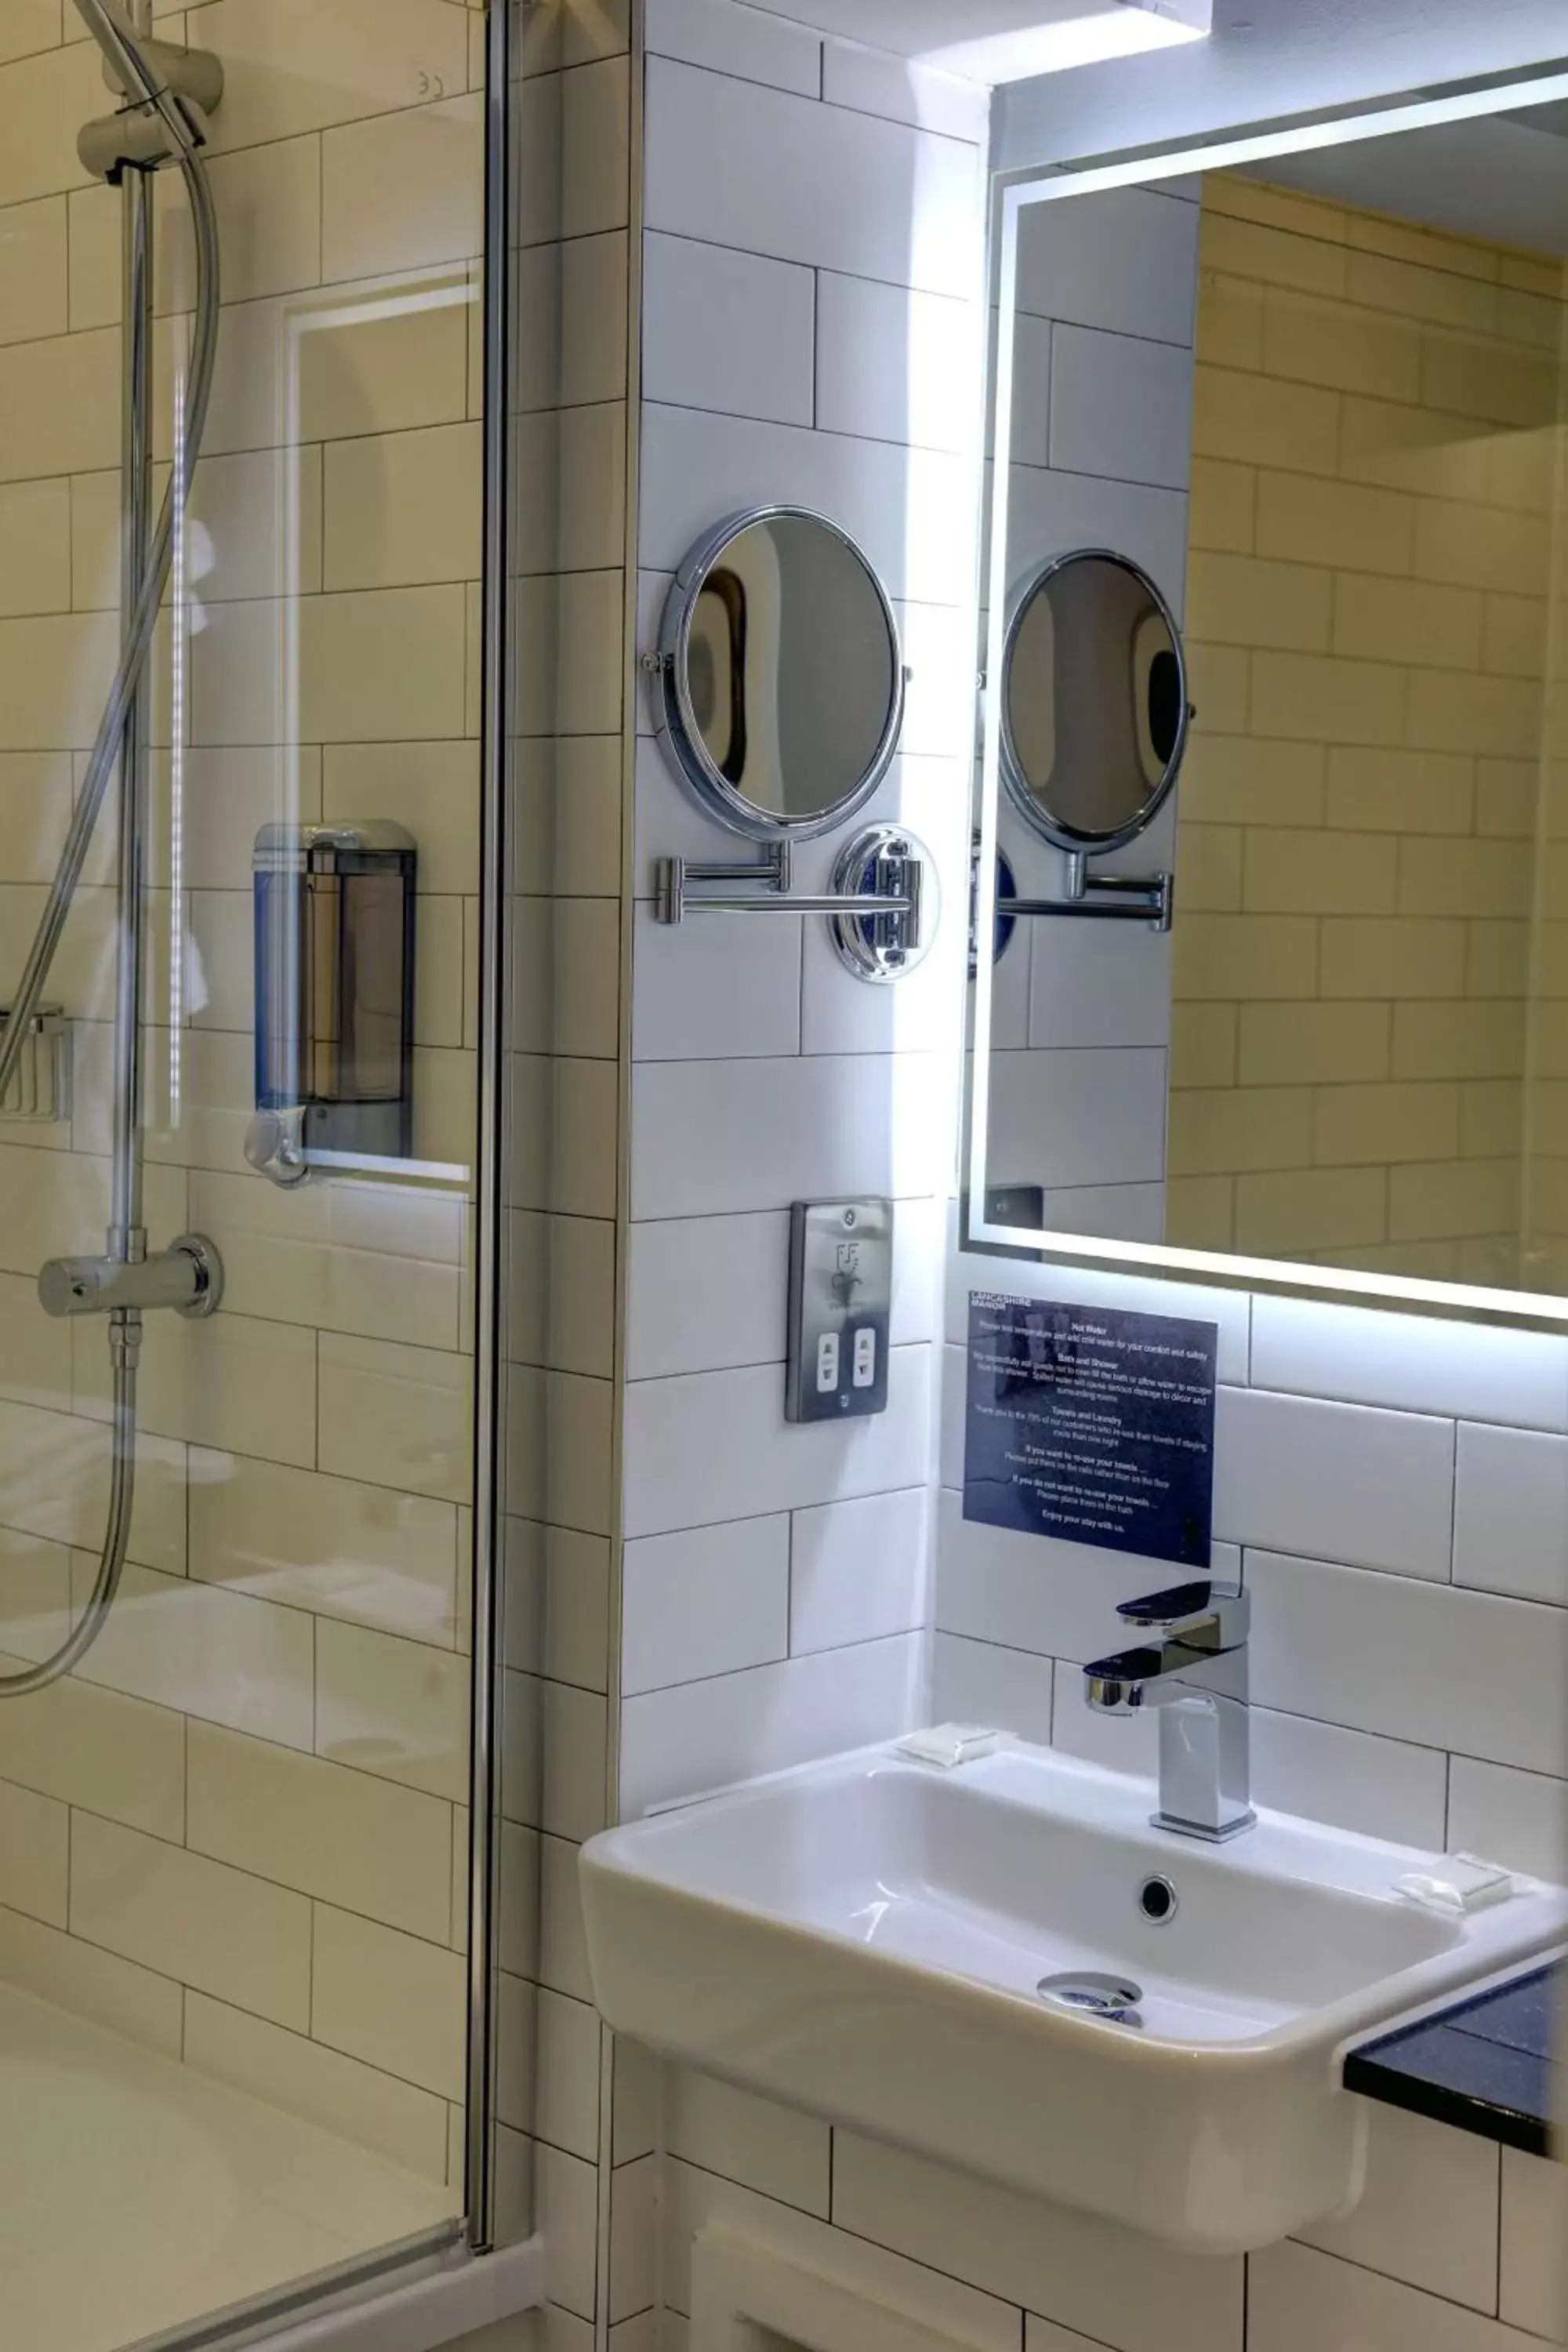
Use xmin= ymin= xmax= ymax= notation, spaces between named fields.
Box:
xmin=0 ymin=6 xmax=496 ymax=2347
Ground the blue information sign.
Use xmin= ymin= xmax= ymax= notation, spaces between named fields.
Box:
xmin=963 ymin=1294 xmax=1218 ymax=1568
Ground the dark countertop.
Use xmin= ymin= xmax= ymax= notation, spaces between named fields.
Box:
xmin=1343 ymin=1962 xmax=1560 ymax=2156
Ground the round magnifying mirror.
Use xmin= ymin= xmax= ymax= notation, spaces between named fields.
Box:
xmin=1000 ymin=548 xmax=1189 ymax=854
xmin=656 ymin=506 xmax=906 ymax=841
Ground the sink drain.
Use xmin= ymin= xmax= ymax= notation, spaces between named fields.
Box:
xmin=1036 ymin=1971 xmax=1143 ymax=2022
xmin=1138 ymin=1874 xmax=1178 ymax=1925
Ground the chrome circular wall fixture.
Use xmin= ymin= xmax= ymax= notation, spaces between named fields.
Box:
xmin=654 ymin=505 xmax=908 ymax=841
xmin=829 ymin=824 xmax=940 ymax=983
xmin=1000 ymin=547 xmax=1191 ymax=855
xmin=969 ymin=835 xmax=1019 ymax=976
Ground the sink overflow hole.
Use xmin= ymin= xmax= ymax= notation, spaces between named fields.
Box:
xmin=1138 ymin=1875 xmax=1178 ymax=1925
xmin=1036 ymin=1971 xmax=1143 ymax=2021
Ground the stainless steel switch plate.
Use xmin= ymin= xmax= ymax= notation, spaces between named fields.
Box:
xmin=786 ymin=1199 xmax=893 ymax=1423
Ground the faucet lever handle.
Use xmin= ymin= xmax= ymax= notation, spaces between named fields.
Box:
xmin=1117 ymin=1579 xmax=1248 ymax=1646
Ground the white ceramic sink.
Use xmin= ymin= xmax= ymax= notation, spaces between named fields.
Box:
xmin=580 ymin=1740 xmax=1568 ymax=2251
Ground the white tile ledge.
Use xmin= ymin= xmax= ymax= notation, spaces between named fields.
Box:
xmin=254 ymin=2236 xmax=543 ymax=2352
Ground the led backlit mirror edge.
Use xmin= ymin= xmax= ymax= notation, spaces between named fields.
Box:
xmin=967 ymin=56 xmax=1568 ymax=1330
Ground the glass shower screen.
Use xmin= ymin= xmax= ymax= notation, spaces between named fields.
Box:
xmin=0 ymin=5 xmax=520 ymax=2347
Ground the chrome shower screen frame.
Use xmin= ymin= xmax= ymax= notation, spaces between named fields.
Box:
xmin=463 ymin=0 xmax=515 ymax=2260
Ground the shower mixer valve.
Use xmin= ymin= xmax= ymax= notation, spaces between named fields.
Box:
xmin=37 ymin=1232 xmax=223 ymax=1327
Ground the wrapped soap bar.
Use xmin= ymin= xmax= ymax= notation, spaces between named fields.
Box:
xmin=1394 ymin=1853 xmax=1517 ymax=1914
xmin=895 ymin=1724 xmax=1007 ymax=1768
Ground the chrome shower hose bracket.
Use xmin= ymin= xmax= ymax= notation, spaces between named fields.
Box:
xmin=76 ymin=4 xmax=224 ymax=181
xmin=653 ymin=826 xmax=938 ymax=983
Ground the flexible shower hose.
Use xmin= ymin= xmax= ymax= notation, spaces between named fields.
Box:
xmin=0 ymin=53 xmax=220 ymax=1694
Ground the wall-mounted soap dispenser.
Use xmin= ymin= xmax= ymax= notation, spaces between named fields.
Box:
xmin=245 ymin=822 xmax=416 ymax=1187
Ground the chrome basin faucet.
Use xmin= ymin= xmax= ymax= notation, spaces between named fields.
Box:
xmin=1083 ymin=1580 xmax=1254 ymax=1843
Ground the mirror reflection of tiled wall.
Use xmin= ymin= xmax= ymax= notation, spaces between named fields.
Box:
xmin=1170 ymin=175 xmax=1568 ymax=1287
xmin=983 ymin=180 xmax=1197 ymax=1250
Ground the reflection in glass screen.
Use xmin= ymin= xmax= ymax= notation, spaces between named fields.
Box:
xmin=1006 ymin=554 xmax=1180 ymax=844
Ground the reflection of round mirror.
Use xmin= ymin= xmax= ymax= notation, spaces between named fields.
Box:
xmin=656 ymin=506 xmax=906 ymax=840
xmin=1000 ymin=548 xmax=1189 ymax=854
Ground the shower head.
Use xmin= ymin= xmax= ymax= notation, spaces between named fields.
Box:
xmin=72 ymin=0 xmax=223 ymax=180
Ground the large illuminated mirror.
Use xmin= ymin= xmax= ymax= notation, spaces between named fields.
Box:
xmin=968 ymin=71 xmax=1568 ymax=1319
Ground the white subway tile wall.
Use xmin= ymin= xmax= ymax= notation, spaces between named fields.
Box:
xmin=582 ymin=6 xmax=991 ymax=2336
xmin=617 ymin=1 xmax=985 ymax=1817
xmin=940 ymin=1245 xmax=1568 ymax=1843
xmin=1170 ymin=177 xmax=1568 ymax=1282
xmin=590 ymin=23 xmax=1568 ymax=2352
xmin=71 ymin=9 xmax=1523 ymax=2352
xmin=655 ymin=2062 xmax=1562 ymax=2352
xmin=0 ymin=0 xmax=491 ymax=2209
xmin=505 ymin=0 xmax=633 ymax=2329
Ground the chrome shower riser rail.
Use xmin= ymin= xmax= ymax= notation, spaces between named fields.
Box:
xmin=0 ymin=0 xmax=223 ymax=1699
xmin=0 ymin=31 xmax=220 ymax=1109
xmin=113 ymin=129 xmax=151 ymax=1263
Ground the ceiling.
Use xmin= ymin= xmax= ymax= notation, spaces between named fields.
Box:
xmin=1247 ymin=106 xmax=1568 ymax=256
xmin=996 ymin=0 xmax=1568 ymax=172
xmin=747 ymin=0 xmax=1568 ymax=249
xmin=741 ymin=0 xmax=1210 ymax=83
